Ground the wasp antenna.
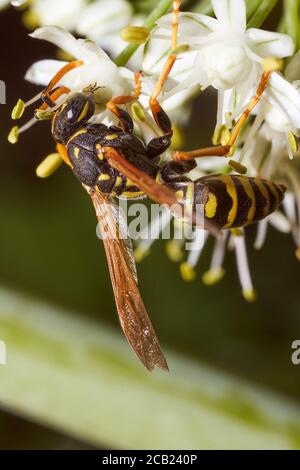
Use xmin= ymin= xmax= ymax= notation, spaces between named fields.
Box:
xmin=41 ymin=60 xmax=83 ymax=104
xmin=39 ymin=86 xmax=71 ymax=111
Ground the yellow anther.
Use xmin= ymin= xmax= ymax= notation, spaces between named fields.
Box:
xmin=295 ymin=247 xmax=300 ymax=261
xmin=288 ymin=131 xmax=298 ymax=154
xmin=230 ymin=228 xmax=243 ymax=237
xmin=212 ymin=125 xmax=222 ymax=145
xmin=171 ymin=125 xmax=184 ymax=149
xmin=35 ymin=109 xmax=54 ymax=120
xmin=172 ymin=44 xmax=190 ymax=55
xmin=36 ymin=153 xmax=63 ymax=178
xmin=180 ymin=262 xmax=196 ymax=282
xmin=22 ymin=10 xmax=40 ymax=29
xmin=131 ymin=102 xmax=146 ymax=122
xmin=134 ymin=245 xmax=150 ymax=263
xmin=121 ymin=26 xmax=150 ymax=44
xmin=11 ymin=99 xmax=25 ymax=120
xmin=220 ymin=126 xmax=231 ymax=146
xmin=8 ymin=126 xmax=19 ymax=144
xmin=262 ymin=57 xmax=284 ymax=72
xmin=212 ymin=125 xmax=225 ymax=145
xmin=166 ymin=240 xmax=183 ymax=262
xmin=202 ymin=268 xmax=225 ymax=285
xmin=228 ymin=159 xmax=247 ymax=174
xmin=242 ymin=289 xmax=257 ymax=303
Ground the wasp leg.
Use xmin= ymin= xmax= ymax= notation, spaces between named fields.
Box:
xmin=56 ymin=143 xmax=72 ymax=167
xmin=172 ymin=71 xmax=272 ymax=162
xmin=149 ymin=0 xmax=181 ymax=135
xmin=38 ymin=86 xmax=70 ymax=111
xmin=106 ymin=71 xmax=142 ymax=133
xmin=41 ymin=60 xmax=83 ymax=107
xmin=160 ymin=160 xmax=196 ymax=183
xmin=146 ymin=135 xmax=172 ymax=160
xmin=172 ymin=145 xmax=231 ymax=162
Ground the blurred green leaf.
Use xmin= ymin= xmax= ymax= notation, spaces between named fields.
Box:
xmin=247 ymin=0 xmax=280 ymax=28
xmin=283 ymin=0 xmax=300 ymax=50
xmin=1 ymin=286 xmax=300 ymax=449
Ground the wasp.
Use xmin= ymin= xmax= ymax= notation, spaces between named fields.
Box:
xmin=11 ymin=0 xmax=286 ymax=371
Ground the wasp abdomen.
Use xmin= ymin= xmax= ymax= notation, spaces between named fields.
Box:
xmin=195 ymin=174 xmax=286 ymax=230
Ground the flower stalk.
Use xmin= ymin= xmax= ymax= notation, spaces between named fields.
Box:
xmin=115 ymin=0 xmax=174 ymax=66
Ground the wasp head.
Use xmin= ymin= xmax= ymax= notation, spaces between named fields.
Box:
xmin=51 ymin=92 xmax=95 ymax=144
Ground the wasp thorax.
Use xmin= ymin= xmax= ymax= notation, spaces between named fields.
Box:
xmin=52 ymin=92 xmax=95 ymax=144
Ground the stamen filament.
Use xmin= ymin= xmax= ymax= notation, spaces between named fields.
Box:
xmin=233 ymin=235 xmax=256 ymax=302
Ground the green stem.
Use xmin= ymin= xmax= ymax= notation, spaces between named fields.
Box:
xmin=247 ymin=0 xmax=280 ymax=28
xmin=284 ymin=0 xmax=300 ymax=50
xmin=115 ymin=0 xmax=173 ymax=66
xmin=246 ymin=0 xmax=262 ymax=19
xmin=192 ymin=0 xmax=213 ymax=14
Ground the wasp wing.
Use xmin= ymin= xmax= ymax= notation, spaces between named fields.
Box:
xmin=90 ymin=190 xmax=168 ymax=371
xmin=102 ymin=146 xmax=220 ymax=236
xmin=102 ymin=146 xmax=180 ymax=210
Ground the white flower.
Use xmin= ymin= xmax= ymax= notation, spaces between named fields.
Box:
xmin=144 ymin=0 xmax=294 ymax=123
xmin=26 ymin=26 xmax=131 ymax=98
xmin=12 ymin=25 xmax=135 ymax=140
xmin=13 ymin=0 xmax=140 ymax=62
xmin=250 ymin=53 xmax=300 ymax=148
xmin=76 ymin=0 xmax=136 ymax=58
xmin=30 ymin=0 xmax=86 ymax=31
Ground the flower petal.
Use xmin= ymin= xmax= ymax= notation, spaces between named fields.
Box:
xmin=25 ymin=59 xmax=67 ymax=86
xmin=30 ymin=26 xmax=83 ymax=59
xmin=143 ymin=29 xmax=197 ymax=81
xmin=269 ymin=211 xmax=291 ymax=233
xmin=246 ymin=29 xmax=294 ymax=59
xmin=285 ymin=51 xmax=300 ymax=82
xmin=31 ymin=0 xmax=85 ymax=30
xmin=157 ymin=12 xmax=218 ymax=37
xmin=268 ymin=72 xmax=300 ymax=129
xmin=30 ymin=26 xmax=114 ymax=63
xmin=211 ymin=0 xmax=246 ymax=33
xmin=77 ymin=0 xmax=132 ymax=38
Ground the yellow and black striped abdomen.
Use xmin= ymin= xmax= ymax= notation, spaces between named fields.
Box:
xmin=194 ymin=174 xmax=286 ymax=230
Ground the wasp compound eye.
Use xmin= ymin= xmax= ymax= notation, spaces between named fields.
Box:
xmin=51 ymin=92 xmax=96 ymax=145
xmin=64 ymin=93 xmax=95 ymax=124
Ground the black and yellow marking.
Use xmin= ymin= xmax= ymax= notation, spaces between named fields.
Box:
xmin=194 ymin=174 xmax=286 ymax=230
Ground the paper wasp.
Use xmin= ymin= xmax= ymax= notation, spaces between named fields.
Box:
xmin=10 ymin=0 xmax=286 ymax=371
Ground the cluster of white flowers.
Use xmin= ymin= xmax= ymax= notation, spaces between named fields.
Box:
xmin=8 ymin=0 xmax=300 ymax=300
xmin=140 ymin=0 xmax=300 ymax=300
xmin=4 ymin=0 xmax=141 ymax=59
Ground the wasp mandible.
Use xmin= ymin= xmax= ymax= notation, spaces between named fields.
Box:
xmin=11 ymin=0 xmax=286 ymax=371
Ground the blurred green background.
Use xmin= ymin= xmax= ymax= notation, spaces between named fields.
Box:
xmin=0 ymin=1 xmax=300 ymax=450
